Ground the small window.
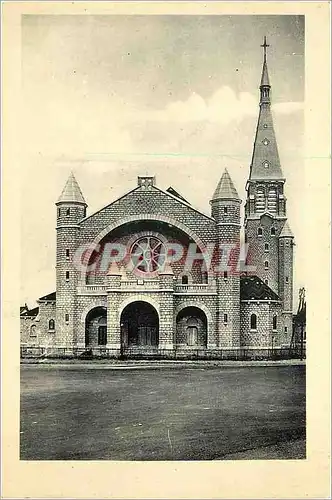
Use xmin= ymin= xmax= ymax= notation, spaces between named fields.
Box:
xmin=181 ymin=275 xmax=189 ymax=285
xmin=58 ymin=208 xmax=61 ymax=217
xmin=264 ymin=243 xmax=269 ymax=252
xmin=284 ymin=326 xmax=288 ymax=334
xmin=250 ymin=313 xmax=257 ymax=330
xmin=272 ymin=315 xmax=277 ymax=331
xmin=223 ymin=206 xmax=228 ymax=214
xmin=258 ymin=227 xmax=263 ymax=236
xmin=223 ymin=314 xmax=228 ymax=323
xmin=48 ymin=319 xmax=55 ymax=331
xmin=65 ymin=314 xmax=69 ymax=323
xmin=66 ymin=271 xmax=70 ymax=281
xmin=202 ymin=272 xmax=208 ymax=284
xmin=286 ymin=241 xmax=290 ymax=246
xmin=264 ymin=260 xmax=269 ymax=269
xmin=187 ymin=326 xmax=198 ymax=346
xmin=285 ymin=276 xmax=289 ymax=283
xmin=30 ymin=325 xmax=37 ymax=337
xmin=66 ymin=208 xmax=70 ymax=216
xmin=66 ymin=249 xmax=70 ymax=259
xmin=223 ymin=271 xmax=228 ymax=279
xmin=271 ymin=227 xmax=276 ymax=236
xmin=264 ymin=279 xmax=268 ymax=285
xmin=98 ymin=326 xmax=107 ymax=346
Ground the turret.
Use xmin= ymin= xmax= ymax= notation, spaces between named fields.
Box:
xmin=210 ymin=168 xmax=241 ymax=224
xmin=55 ymin=172 xmax=87 ymax=348
xmin=56 ymin=171 xmax=87 ymax=225
xmin=278 ymin=221 xmax=295 ymax=346
xmin=211 ymin=169 xmax=241 ymax=348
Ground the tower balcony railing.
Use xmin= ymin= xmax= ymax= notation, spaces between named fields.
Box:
xmin=77 ymin=284 xmax=108 ymax=295
xmin=77 ymin=279 xmax=217 ymax=295
xmin=174 ymin=283 xmax=217 ymax=294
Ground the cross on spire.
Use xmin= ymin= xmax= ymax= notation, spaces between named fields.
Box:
xmin=261 ymin=36 xmax=270 ymax=61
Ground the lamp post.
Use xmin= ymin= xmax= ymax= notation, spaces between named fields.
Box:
xmin=271 ymin=335 xmax=275 ymax=360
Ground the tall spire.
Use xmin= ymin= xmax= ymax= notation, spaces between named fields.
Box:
xmin=248 ymin=37 xmax=284 ymax=181
xmin=260 ymin=36 xmax=270 ymax=91
xmin=57 ymin=171 xmax=87 ymax=205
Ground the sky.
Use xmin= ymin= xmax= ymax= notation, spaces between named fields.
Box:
xmin=20 ymin=14 xmax=305 ymax=308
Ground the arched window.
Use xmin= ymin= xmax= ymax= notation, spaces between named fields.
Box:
xmin=264 ymin=243 xmax=269 ymax=252
xmin=258 ymin=227 xmax=263 ymax=237
xmin=223 ymin=313 xmax=228 ymax=323
xmin=202 ymin=271 xmax=208 ymax=284
xmin=255 ymin=187 xmax=265 ymax=213
xmin=48 ymin=319 xmax=55 ymax=331
xmin=223 ymin=206 xmax=228 ymax=214
xmin=250 ymin=313 xmax=257 ymax=330
xmin=272 ymin=315 xmax=277 ymax=331
xmin=182 ymin=275 xmax=189 ymax=285
xmin=58 ymin=208 xmax=61 ymax=217
xmin=271 ymin=227 xmax=276 ymax=236
xmin=223 ymin=271 xmax=228 ymax=279
xmin=264 ymin=279 xmax=269 ymax=285
xmin=30 ymin=325 xmax=37 ymax=337
xmin=267 ymin=188 xmax=277 ymax=213
xmin=66 ymin=208 xmax=70 ymax=216
xmin=264 ymin=260 xmax=269 ymax=269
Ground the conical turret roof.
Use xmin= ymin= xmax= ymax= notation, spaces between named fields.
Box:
xmin=212 ymin=169 xmax=240 ymax=201
xmin=57 ymin=172 xmax=87 ymax=205
xmin=279 ymin=221 xmax=294 ymax=238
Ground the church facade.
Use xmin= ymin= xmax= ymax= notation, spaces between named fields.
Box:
xmin=20 ymin=43 xmax=295 ymax=357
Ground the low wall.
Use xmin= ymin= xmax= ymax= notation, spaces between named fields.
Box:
xmin=20 ymin=345 xmax=306 ymax=361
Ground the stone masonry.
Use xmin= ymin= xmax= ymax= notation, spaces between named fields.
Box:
xmin=20 ymin=41 xmax=295 ymax=355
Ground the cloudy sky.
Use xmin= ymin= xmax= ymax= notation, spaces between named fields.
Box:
xmin=20 ymin=14 xmax=305 ymax=307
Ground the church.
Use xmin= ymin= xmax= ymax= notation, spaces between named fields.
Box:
xmin=20 ymin=41 xmax=295 ymax=358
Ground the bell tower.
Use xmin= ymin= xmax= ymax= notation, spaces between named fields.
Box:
xmin=244 ymin=37 xmax=295 ymax=344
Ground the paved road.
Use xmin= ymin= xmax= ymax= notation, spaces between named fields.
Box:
xmin=20 ymin=364 xmax=306 ymax=460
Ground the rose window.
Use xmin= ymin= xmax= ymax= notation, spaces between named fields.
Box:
xmin=130 ymin=236 xmax=166 ymax=274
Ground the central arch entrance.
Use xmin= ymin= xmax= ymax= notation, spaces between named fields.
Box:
xmin=120 ymin=301 xmax=159 ymax=348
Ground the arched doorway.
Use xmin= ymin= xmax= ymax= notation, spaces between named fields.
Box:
xmin=176 ymin=306 xmax=207 ymax=347
xmin=85 ymin=307 xmax=107 ymax=347
xmin=120 ymin=301 xmax=159 ymax=348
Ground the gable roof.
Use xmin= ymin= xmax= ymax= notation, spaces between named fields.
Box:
xmin=166 ymin=186 xmax=190 ymax=204
xmin=38 ymin=291 xmax=56 ymax=301
xmin=20 ymin=306 xmax=39 ymax=317
xmin=81 ymin=181 xmax=215 ymax=225
xmin=240 ymin=275 xmax=280 ymax=301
